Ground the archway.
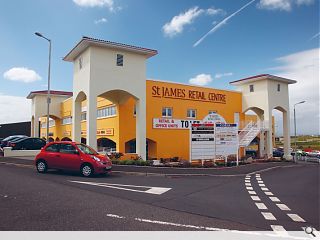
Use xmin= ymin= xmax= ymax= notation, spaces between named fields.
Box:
xmin=81 ymin=137 xmax=87 ymax=144
xmin=125 ymin=138 xmax=156 ymax=160
xmin=97 ymin=138 xmax=116 ymax=152
xmin=55 ymin=137 xmax=60 ymax=141
xmin=61 ymin=137 xmax=72 ymax=141
xmin=48 ymin=137 xmax=54 ymax=142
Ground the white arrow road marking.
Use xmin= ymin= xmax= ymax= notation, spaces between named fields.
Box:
xmin=69 ymin=181 xmax=171 ymax=195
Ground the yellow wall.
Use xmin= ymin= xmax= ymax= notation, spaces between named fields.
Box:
xmin=40 ymin=80 xmax=244 ymax=160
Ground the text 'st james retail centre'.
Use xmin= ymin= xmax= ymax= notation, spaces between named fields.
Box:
xmin=27 ymin=37 xmax=296 ymax=161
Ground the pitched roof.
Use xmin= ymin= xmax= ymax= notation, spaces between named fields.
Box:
xmin=229 ymin=74 xmax=297 ymax=85
xmin=63 ymin=36 xmax=158 ymax=62
xmin=27 ymin=90 xmax=73 ymax=99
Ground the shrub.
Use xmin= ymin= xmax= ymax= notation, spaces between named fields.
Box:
xmin=179 ymin=160 xmax=191 ymax=167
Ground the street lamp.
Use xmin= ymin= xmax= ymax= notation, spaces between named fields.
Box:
xmin=35 ymin=32 xmax=51 ymax=143
xmin=293 ymin=100 xmax=306 ymax=162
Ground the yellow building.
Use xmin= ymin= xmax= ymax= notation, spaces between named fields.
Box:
xmin=28 ymin=37 xmax=296 ymax=161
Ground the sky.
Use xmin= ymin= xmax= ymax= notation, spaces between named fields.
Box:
xmin=0 ymin=0 xmax=319 ymax=135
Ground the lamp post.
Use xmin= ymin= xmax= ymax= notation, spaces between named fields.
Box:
xmin=293 ymin=100 xmax=306 ymax=162
xmin=35 ymin=32 xmax=51 ymax=143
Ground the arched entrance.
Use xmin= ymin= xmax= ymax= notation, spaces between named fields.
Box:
xmin=125 ymin=138 xmax=157 ymax=160
xmin=97 ymin=138 xmax=116 ymax=152
xmin=61 ymin=137 xmax=72 ymax=141
xmin=48 ymin=137 xmax=54 ymax=142
xmin=81 ymin=137 xmax=86 ymax=144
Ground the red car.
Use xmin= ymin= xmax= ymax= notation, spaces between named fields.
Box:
xmin=34 ymin=142 xmax=112 ymax=177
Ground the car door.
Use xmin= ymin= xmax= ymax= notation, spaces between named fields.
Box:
xmin=44 ymin=143 xmax=61 ymax=169
xmin=59 ymin=143 xmax=82 ymax=170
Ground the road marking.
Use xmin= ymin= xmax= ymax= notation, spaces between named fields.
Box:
xmin=245 ymin=183 xmax=251 ymax=186
xmin=264 ymin=192 xmax=274 ymax=196
xmin=276 ymin=203 xmax=291 ymax=211
xmin=69 ymin=181 xmax=171 ymax=195
xmin=248 ymin=191 xmax=256 ymax=195
xmin=271 ymin=225 xmax=289 ymax=236
xmin=107 ymin=214 xmax=125 ymax=219
xmin=245 ymin=180 xmax=251 ymax=183
xmin=257 ymin=180 xmax=264 ymax=183
xmin=269 ymin=197 xmax=280 ymax=202
xmin=256 ymin=177 xmax=262 ymax=181
xmin=259 ymin=184 xmax=266 ymax=187
xmin=287 ymin=214 xmax=306 ymax=222
xmin=251 ymin=196 xmax=261 ymax=201
xmin=246 ymin=187 xmax=253 ymax=190
xmin=261 ymin=212 xmax=277 ymax=220
xmin=255 ymin=174 xmax=260 ymax=176
xmin=255 ymin=203 xmax=268 ymax=210
xmin=261 ymin=187 xmax=269 ymax=191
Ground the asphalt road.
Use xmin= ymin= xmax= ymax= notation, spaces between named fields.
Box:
xmin=0 ymin=158 xmax=318 ymax=233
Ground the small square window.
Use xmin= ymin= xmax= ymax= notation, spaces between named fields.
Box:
xmin=187 ymin=109 xmax=196 ymax=118
xmin=249 ymin=84 xmax=254 ymax=92
xmin=116 ymin=54 xmax=123 ymax=66
xmin=277 ymin=84 xmax=281 ymax=92
xmin=162 ymin=107 xmax=172 ymax=117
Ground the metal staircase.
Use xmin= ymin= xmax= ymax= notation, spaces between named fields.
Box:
xmin=239 ymin=121 xmax=262 ymax=147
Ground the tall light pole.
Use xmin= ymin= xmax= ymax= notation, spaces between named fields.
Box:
xmin=293 ymin=100 xmax=306 ymax=161
xmin=35 ymin=32 xmax=51 ymax=143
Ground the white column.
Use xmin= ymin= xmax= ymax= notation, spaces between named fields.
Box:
xmin=33 ymin=115 xmax=40 ymax=138
xmin=135 ymin=99 xmax=147 ymax=160
xmin=283 ymin=110 xmax=292 ymax=160
xmin=72 ymin=100 xmax=81 ymax=142
xmin=86 ymin=95 xmax=97 ymax=150
xmin=31 ymin=116 xmax=34 ymax=137
xmin=258 ymin=114 xmax=264 ymax=158
xmin=264 ymin=109 xmax=273 ymax=158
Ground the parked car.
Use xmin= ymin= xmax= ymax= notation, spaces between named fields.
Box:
xmin=307 ymin=150 xmax=320 ymax=159
xmin=34 ymin=142 xmax=112 ymax=177
xmin=246 ymin=150 xmax=257 ymax=158
xmin=0 ymin=135 xmax=28 ymax=148
xmin=273 ymin=148 xmax=284 ymax=158
xmin=10 ymin=137 xmax=46 ymax=150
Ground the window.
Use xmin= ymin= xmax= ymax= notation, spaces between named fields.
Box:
xmin=81 ymin=112 xmax=87 ymax=121
xmin=59 ymin=144 xmax=78 ymax=155
xmin=97 ymin=105 xmax=116 ymax=119
xmin=249 ymin=84 xmax=254 ymax=92
xmin=187 ymin=109 xmax=196 ymax=118
xmin=79 ymin=56 xmax=83 ymax=69
xmin=209 ymin=110 xmax=216 ymax=114
xmin=162 ymin=107 xmax=172 ymax=117
xmin=41 ymin=119 xmax=55 ymax=128
xmin=46 ymin=144 xmax=59 ymax=153
xmin=277 ymin=84 xmax=281 ymax=92
xmin=62 ymin=116 xmax=72 ymax=125
xmin=116 ymin=54 xmax=123 ymax=66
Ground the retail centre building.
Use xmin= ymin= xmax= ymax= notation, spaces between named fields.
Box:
xmin=27 ymin=37 xmax=296 ymax=161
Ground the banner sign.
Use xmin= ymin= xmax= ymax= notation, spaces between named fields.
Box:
xmin=215 ymin=124 xmax=239 ymax=156
xmin=153 ymin=118 xmax=201 ymax=129
xmin=191 ymin=123 xmax=215 ymax=160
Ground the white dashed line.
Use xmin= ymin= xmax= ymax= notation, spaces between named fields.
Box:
xmin=245 ymin=180 xmax=251 ymax=183
xmin=245 ymin=183 xmax=251 ymax=186
xmin=256 ymin=178 xmax=262 ymax=181
xmin=255 ymin=203 xmax=268 ymax=210
xmin=287 ymin=214 xmax=306 ymax=222
xmin=269 ymin=197 xmax=280 ymax=202
xmin=264 ymin=192 xmax=274 ymax=196
xmin=107 ymin=214 xmax=125 ymax=219
xmin=246 ymin=187 xmax=253 ymax=190
xmin=259 ymin=184 xmax=266 ymax=187
xmin=248 ymin=191 xmax=257 ymax=195
xmin=255 ymin=174 xmax=260 ymax=177
xmin=257 ymin=180 xmax=264 ymax=184
xmin=251 ymin=196 xmax=261 ymax=201
xmin=261 ymin=187 xmax=269 ymax=191
xmin=276 ymin=203 xmax=291 ymax=211
xmin=261 ymin=212 xmax=277 ymax=220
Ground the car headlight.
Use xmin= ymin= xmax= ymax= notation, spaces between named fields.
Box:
xmin=92 ymin=156 xmax=102 ymax=162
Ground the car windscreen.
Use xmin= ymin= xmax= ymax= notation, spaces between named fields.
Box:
xmin=76 ymin=144 xmax=98 ymax=155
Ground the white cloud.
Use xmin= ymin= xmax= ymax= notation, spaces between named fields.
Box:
xmin=0 ymin=94 xmax=31 ymax=124
xmin=73 ymin=0 xmax=114 ymax=11
xmin=189 ymin=74 xmax=213 ymax=86
xmin=163 ymin=7 xmax=204 ymax=38
xmin=258 ymin=0 xmax=314 ymax=11
xmin=94 ymin=17 xmax=107 ymax=24
xmin=215 ymin=72 xmax=233 ymax=79
xmin=271 ymin=48 xmax=319 ymax=135
xmin=3 ymin=67 xmax=41 ymax=83
xmin=206 ymin=7 xmax=225 ymax=16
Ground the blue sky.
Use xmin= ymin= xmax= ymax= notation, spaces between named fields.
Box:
xmin=0 ymin=0 xmax=319 ymax=134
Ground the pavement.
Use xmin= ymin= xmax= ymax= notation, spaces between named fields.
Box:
xmin=0 ymin=156 xmax=319 ymax=234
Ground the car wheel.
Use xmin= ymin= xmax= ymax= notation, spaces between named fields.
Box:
xmin=81 ymin=164 xmax=93 ymax=177
xmin=36 ymin=160 xmax=47 ymax=173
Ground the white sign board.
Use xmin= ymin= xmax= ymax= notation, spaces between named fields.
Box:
xmin=153 ymin=118 xmax=201 ymax=129
xmin=215 ymin=123 xmax=239 ymax=156
xmin=191 ymin=123 xmax=215 ymax=160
